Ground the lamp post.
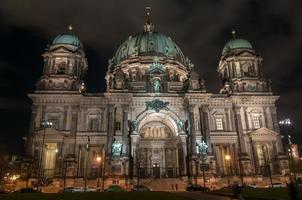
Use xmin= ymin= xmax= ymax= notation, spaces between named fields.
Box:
xmin=225 ymin=155 xmax=231 ymax=185
xmin=84 ymin=136 xmax=90 ymax=192
xmin=262 ymin=145 xmax=273 ymax=187
xmin=101 ymin=152 xmax=106 ymax=192
xmin=96 ymin=156 xmax=102 ymax=191
xmin=279 ymin=118 xmax=296 ymax=181
xmin=37 ymin=119 xmax=53 ymax=191
xmin=197 ymin=140 xmax=208 ymax=188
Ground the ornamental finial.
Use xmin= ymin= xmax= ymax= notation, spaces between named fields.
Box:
xmin=231 ymin=29 xmax=236 ymax=38
xmin=68 ymin=24 xmax=73 ymax=32
xmin=144 ymin=6 xmax=154 ymax=32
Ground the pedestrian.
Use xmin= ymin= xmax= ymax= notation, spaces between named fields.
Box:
xmin=175 ymin=184 xmax=178 ymax=191
xmin=288 ymin=180 xmax=300 ymax=200
xmin=171 ymin=183 xmax=174 ymax=191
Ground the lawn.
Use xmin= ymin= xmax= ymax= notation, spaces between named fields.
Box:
xmin=213 ymin=187 xmax=300 ymax=200
xmin=0 ymin=192 xmax=191 ymax=200
xmin=242 ymin=188 xmax=293 ymax=200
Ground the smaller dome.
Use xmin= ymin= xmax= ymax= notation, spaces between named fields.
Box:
xmin=52 ymin=34 xmax=82 ymax=47
xmin=222 ymin=38 xmax=253 ymax=55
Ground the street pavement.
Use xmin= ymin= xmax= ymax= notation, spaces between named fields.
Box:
xmin=174 ymin=192 xmax=237 ymax=200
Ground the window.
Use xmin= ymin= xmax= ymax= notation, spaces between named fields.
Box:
xmin=115 ymin=122 xmax=121 ymax=131
xmin=252 ymin=114 xmax=261 ymax=129
xmin=215 ymin=118 xmax=223 ymax=130
xmin=48 ymin=117 xmax=59 ymax=129
xmin=57 ymin=62 xmax=67 ymax=74
xmin=88 ymin=118 xmax=99 ymax=131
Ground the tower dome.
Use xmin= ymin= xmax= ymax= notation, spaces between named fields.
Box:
xmin=222 ymin=31 xmax=253 ymax=56
xmin=52 ymin=33 xmax=82 ymax=47
xmin=222 ymin=38 xmax=253 ymax=55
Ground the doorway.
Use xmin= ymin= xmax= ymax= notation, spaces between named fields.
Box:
xmin=153 ymin=164 xmax=160 ymax=178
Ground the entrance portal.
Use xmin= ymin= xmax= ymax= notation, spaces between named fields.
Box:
xmin=153 ymin=164 xmax=160 ymax=178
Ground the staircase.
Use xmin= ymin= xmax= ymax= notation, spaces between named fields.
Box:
xmin=140 ymin=178 xmax=187 ymax=191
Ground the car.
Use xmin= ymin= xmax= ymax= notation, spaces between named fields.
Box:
xmin=18 ymin=188 xmax=39 ymax=193
xmin=86 ymin=187 xmax=97 ymax=192
xmin=265 ymin=183 xmax=285 ymax=188
xmin=246 ymin=184 xmax=257 ymax=188
xmin=132 ymin=185 xmax=151 ymax=192
xmin=186 ymin=184 xmax=210 ymax=192
xmin=72 ymin=187 xmax=84 ymax=192
xmin=0 ymin=189 xmax=10 ymax=194
xmin=59 ymin=187 xmax=74 ymax=193
xmin=105 ymin=185 xmax=124 ymax=192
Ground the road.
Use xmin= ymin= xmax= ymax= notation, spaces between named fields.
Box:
xmin=174 ymin=192 xmax=237 ymax=200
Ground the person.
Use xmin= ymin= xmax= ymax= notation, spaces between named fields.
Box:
xmin=288 ymin=180 xmax=300 ymax=200
xmin=233 ymin=183 xmax=244 ymax=200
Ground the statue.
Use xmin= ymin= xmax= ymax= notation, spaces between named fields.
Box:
xmin=197 ymin=140 xmax=208 ymax=155
xmin=112 ymin=140 xmax=122 ymax=156
xmin=153 ymin=79 xmax=161 ymax=93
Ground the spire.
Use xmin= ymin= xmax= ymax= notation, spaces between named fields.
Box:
xmin=144 ymin=6 xmax=154 ymax=32
xmin=231 ymin=29 xmax=236 ymax=38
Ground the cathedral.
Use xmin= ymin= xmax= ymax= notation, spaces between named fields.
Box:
xmin=25 ymin=8 xmax=289 ymax=189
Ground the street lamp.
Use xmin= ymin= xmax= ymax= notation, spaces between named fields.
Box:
xmin=37 ymin=119 xmax=53 ymax=191
xmin=84 ymin=136 xmax=90 ymax=192
xmin=225 ymin=155 xmax=231 ymax=185
xmin=197 ymin=140 xmax=208 ymax=188
xmin=279 ymin=118 xmax=296 ymax=181
xmin=96 ymin=156 xmax=102 ymax=191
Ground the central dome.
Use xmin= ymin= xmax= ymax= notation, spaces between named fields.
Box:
xmin=113 ymin=31 xmax=186 ymax=65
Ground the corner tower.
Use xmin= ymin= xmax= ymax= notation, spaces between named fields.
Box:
xmin=36 ymin=26 xmax=88 ymax=93
xmin=218 ymin=31 xmax=270 ymax=94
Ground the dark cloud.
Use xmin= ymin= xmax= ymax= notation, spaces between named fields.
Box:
xmin=0 ymin=0 xmax=301 ymax=153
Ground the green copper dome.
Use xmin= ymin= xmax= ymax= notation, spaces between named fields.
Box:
xmin=222 ymin=38 xmax=253 ymax=55
xmin=113 ymin=31 xmax=186 ymax=65
xmin=52 ymin=34 xmax=82 ymax=47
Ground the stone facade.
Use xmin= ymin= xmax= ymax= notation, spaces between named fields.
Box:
xmin=25 ymin=10 xmax=289 ymax=189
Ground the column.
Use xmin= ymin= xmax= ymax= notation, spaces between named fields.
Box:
xmin=188 ymin=105 xmax=197 ymax=156
xmin=122 ymin=105 xmax=129 ymax=156
xmin=179 ymin=135 xmax=188 ymax=176
xmin=234 ymin=107 xmax=247 ymax=153
xmin=199 ymin=106 xmax=212 ymax=153
xmin=106 ymin=105 xmax=114 ymax=155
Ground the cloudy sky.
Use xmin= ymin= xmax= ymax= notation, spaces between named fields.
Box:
xmin=0 ymin=0 xmax=301 ymax=154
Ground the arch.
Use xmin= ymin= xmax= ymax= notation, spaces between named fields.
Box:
xmin=135 ymin=110 xmax=182 ymax=136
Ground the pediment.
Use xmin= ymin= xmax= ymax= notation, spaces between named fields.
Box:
xmin=51 ymin=46 xmax=77 ymax=53
xmin=249 ymin=127 xmax=279 ymax=141
xmin=36 ymin=128 xmax=64 ymax=138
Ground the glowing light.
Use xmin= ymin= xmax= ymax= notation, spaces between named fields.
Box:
xmin=97 ymin=156 xmax=101 ymax=162
xmin=225 ymin=155 xmax=231 ymax=161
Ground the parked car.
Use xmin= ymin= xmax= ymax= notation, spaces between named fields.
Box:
xmin=246 ymin=184 xmax=258 ymax=188
xmin=86 ymin=187 xmax=97 ymax=192
xmin=105 ymin=185 xmax=124 ymax=192
xmin=265 ymin=183 xmax=285 ymax=188
xmin=132 ymin=185 xmax=151 ymax=192
xmin=18 ymin=188 xmax=39 ymax=193
xmin=186 ymin=184 xmax=210 ymax=192
xmin=0 ymin=189 xmax=10 ymax=194
xmin=72 ymin=187 xmax=85 ymax=192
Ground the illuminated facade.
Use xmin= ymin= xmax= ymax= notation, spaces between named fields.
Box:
xmin=26 ymin=9 xmax=289 ymax=188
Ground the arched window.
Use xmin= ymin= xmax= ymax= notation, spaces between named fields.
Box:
xmin=88 ymin=118 xmax=99 ymax=131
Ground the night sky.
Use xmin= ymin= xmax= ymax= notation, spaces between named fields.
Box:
xmin=0 ymin=0 xmax=301 ymax=154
